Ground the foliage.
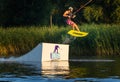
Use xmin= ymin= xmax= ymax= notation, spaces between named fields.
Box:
xmin=111 ymin=7 xmax=120 ymax=23
xmin=0 ymin=26 xmax=67 ymax=57
xmin=69 ymin=24 xmax=120 ymax=57
xmin=0 ymin=0 xmax=120 ymax=26
xmin=0 ymin=24 xmax=120 ymax=57
xmin=0 ymin=0 xmax=52 ymax=26
xmin=83 ymin=5 xmax=103 ymax=22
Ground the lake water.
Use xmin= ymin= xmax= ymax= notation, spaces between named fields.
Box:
xmin=0 ymin=56 xmax=120 ymax=82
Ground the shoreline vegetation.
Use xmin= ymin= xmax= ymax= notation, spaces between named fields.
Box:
xmin=0 ymin=24 xmax=120 ymax=58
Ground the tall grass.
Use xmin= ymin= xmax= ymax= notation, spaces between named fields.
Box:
xmin=70 ymin=24 xmax=120 ymax=57
xmin=0 ymin=24 xmax=120 ymax=57
xmin=0 ymin=26 xmax=67 ymax=57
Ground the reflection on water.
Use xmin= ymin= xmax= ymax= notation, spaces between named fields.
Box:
xmin=0 ymin=57 xmax=120 ymax=82
xmin=41 ymin=61 xmax=69 ymax=76
xmin=69 ymin=58 xmax=120 ymax=78
xmin=0 ymin=61 xmax=70 ymax=78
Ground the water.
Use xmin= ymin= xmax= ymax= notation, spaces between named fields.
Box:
xmin=0 ymin=57 xmax=120 ymax=82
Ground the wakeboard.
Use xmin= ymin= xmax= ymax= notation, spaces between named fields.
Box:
xmin=68 ymin=30 xmax=88 ymax=37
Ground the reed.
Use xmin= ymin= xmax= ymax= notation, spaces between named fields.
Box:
xmin=0 ymin=24 xmax=120 ymax=57
xmin=70 ymin=24 xmax=120 ymax=57
xmin=0 ymin=26 xmax=67 ymax=57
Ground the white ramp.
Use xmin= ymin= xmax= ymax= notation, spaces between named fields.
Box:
xmin=16 ymin=44 xmax=42 ymax=62
xmin=0 ymin=43 xmax=69 ymax=62
xmin=16 ymin=42 xmax=69 ymax=62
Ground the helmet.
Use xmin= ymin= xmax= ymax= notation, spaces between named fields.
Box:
xmin=68 ymin=7 xmax=73 ymax=10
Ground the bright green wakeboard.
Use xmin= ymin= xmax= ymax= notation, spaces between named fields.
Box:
xmin=68 ymin=30 xmax=88 ymax=37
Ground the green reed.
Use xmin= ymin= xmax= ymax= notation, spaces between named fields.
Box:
xmin=0 ymin=26 xmax=67 ymax=57
xmin=70 ymin=24 xmax=120 ymax=57
xmin=0 ymin=24 xmax=120 ymax=57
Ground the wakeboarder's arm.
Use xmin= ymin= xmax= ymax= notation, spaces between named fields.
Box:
xmin=63 ymin=11 xmax=70 ymax=18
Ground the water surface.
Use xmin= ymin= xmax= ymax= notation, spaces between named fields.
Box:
xmin=0 ymin=57 xmax=120 ymax=82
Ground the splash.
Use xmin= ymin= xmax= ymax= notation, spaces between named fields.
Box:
xmin=62 ymin=35 xmax=76 ymax=44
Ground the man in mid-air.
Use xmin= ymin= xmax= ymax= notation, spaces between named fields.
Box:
xmin=63 ymin=7 xmax=80 ymax=31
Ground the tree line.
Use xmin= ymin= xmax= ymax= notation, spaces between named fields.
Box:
xmin=0 ymin=0 xmax=120 ymax=27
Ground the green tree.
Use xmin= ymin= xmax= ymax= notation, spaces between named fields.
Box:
xmin=83 ymin=5 xmax=103 ymax=23
xmin=0 ymin=0 xmax=53 ymax=27
xmin=111 ymin=7 xmax=120 ymax=23
xmin=102 ymin=0 xmax=120 ymax=23
xmin=0 ymin=0 xmax=120 ymax=27
xmin=111 ymin=0 xmax=120 ymax=23
xmin=82 ymin=0 xmax=120 ymax=23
